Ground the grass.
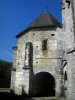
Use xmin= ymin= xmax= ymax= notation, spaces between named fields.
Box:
xmin=0 ymin=88 xmax=10 ymax=92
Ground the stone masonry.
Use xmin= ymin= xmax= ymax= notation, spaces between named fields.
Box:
xmin=11 ymin=0 xmax=75 ymax=100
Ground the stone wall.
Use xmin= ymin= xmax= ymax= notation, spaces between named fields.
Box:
xmin=62 ymin=0 xmax=75 ymax=99
xmin=62 ymin=0 xmax=74 ymax=51
xmin=11 ymin=27 xmax=64 ymax=96
xmin=10 ymin=47 xmax=17 ymax=93
xmin=10 ymin=0 xmax=75 ymax=99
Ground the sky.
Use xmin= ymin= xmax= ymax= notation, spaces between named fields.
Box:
xmin=0 ymin=0 xmax=62 ymax=62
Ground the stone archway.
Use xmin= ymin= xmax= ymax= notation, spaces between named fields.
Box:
xmin=30 ymin=72 xmax=55 ymax=97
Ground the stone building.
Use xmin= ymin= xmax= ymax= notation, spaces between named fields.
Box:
xmin=11 ymin=0 xmax=75 ymax=99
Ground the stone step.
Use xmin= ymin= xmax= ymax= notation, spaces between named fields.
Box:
xmin=32 ymin=97 xmax=64 ymax=100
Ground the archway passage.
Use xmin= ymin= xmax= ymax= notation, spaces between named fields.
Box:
xmin=30 ymin=72 xmax=55 ymax=97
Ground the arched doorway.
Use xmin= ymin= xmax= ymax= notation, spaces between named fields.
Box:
xmin=30 ymin=72 xmax=55 ymax=97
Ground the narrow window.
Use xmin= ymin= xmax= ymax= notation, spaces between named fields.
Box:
xmin=64 ymin=71 xmax=67 ymax=81
xmin=42 ymin=39 xmax=47 ymax=51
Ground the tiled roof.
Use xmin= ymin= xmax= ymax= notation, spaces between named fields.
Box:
xmin=16 ymin=10 xmax=62 ymax=38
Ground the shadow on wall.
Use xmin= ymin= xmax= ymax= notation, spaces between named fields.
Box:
xmin=30 ymin=72 xmax=55 ymax=97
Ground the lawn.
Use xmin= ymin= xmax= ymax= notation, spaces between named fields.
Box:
xmin=0 ymin=88 xmax=10 ymax=92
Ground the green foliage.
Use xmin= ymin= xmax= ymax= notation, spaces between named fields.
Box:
xmin=0 ymin=59 xmax=12 ymax=88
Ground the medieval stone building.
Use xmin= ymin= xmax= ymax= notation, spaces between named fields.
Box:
xmin=11 ymin=0 xmax=75 ymax=99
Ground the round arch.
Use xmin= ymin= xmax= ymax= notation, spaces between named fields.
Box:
xmin=30 ymin=72 xmax=55 ymax=97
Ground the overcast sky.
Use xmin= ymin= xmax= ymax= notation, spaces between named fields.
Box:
xmin=0 ymin=0 xmax=62 ymax=62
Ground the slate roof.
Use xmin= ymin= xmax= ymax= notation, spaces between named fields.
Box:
xmin=16 ymin=10 xmax=62 ymax=38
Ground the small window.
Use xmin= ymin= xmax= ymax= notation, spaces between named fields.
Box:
xmin=51 ymin=34 xmax=55 ymax=36
xmin=42 ymin=39 xmax=47 ymax=51
xmin=66 ymin=0 xmax=70 ymax=3
xmin=18 ymin=62 xmax=20 ymax=65
xmin=64 ymin=71 xmax=67 ymax=81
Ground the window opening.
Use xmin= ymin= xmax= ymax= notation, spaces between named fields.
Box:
xmin=42 ymin=39 xmax=47 ymax=51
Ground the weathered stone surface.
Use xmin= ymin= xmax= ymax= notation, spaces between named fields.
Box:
xmin=62 ymin=0 xmax=75 ymax=99
xmin=11 ymin=0 xmax=75 ymax=99
xmin=11 ymin=27 xmax=63 ymax=96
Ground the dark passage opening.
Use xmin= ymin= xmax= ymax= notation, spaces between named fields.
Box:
xmin=30 ymin=72 xmax=55 ymax=97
